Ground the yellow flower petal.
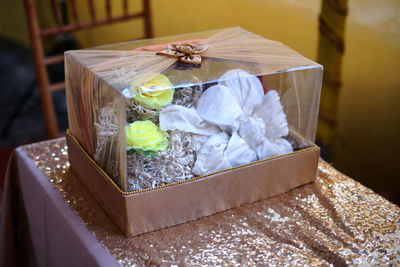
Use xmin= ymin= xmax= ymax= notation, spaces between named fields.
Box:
xmin=126 ymin=120 xmax=169 ymax=152
xmin=131 ymin=74 xmax=175 ymax=109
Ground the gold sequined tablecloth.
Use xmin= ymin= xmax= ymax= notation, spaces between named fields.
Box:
xmin=20 ymin=138 xmax=400 ymax=266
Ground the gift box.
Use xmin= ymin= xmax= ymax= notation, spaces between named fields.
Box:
xmin=65 ymin=27 xmax=322 ymax=236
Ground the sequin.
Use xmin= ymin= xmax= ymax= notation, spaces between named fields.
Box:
xmin=22 ymin=138 xmax=400 ymax=266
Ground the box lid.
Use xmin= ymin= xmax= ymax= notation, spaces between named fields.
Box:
xmin=65 ymin=27 xmax=321 ymax=98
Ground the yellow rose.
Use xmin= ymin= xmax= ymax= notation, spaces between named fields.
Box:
xmin=126 ymin=120 xmax=168 ymax=152
xmin=131 ymin=74 xmax=174 ymax=109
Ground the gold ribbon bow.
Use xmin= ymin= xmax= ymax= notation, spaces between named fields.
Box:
xmin=156 ymin=43 xmax=209 ymax=65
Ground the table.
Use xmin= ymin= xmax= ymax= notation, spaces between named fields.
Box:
xmin=1 ymin=137 xmax=399 ymax=266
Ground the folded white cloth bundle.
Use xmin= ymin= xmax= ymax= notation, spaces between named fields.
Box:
xmin=160 ymin=69 xmax=293 ymax=176
xmin=160 ymin=105 xmax=220 ymax=136
xmin=191 ymin=132 xmax=257 ymax=176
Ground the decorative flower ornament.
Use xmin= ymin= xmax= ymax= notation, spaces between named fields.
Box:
xmin=131 ymin=74 xmax=174 ymax=109
xmin=156 ymin=43 xmax=209 ymax=65
xmin=126 ymin=120 xmax=168 ymax=154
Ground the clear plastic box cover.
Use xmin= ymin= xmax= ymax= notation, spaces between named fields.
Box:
xmin=65 ymin=27 xmax=323 ymax=191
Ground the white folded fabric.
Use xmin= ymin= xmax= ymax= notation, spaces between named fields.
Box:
xmin=160 ymin=105 xmax=220 ymax=136
xmin=224 ymin=132 xmax=257 ymax=168
xmin=238 ymin=115 xmax=265 ymax=148
xmin=192 ymin=132 xmax=257 ymax=176
xmin=160 ymin=69 xmax=293 ymax=176
xmin=219 ymin=69 xmax=264 ymax=115
xmin=253 ymin=90 xmax=289 ymax=140
xmin=196 ymin=84 xmax=242 ymax=132
xmin=192 ymin=132 xmax=231 ymax=175
xmin=255 ymin=137 xmax=293 ymax=160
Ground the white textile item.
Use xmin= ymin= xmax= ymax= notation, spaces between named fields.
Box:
xmin=192 ymin=132 xmax=231 ymax=176
xmin=224 ymin=132 xmax=257 ymax=167
xmin=160 ymin=68 xmax=293 ymax=176
xmin=219 ymin=69 xmax=264 ymax=115
xmin=192 ymin=132 xmax=257 ymax=176
xmin=255 ymin=137 xmax=293 ymax=160
xmin=253 ymin=90 xmax=289 ymax=139
xmin=238 ymin=116 xmax=265 ymax=148
xmin=160 ymin=105 xmax=220 ymax=136
xmin=196 ymin=84 xmax=243 ymax=132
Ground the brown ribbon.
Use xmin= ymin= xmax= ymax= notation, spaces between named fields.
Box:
xmin=156 ymin=43 xmax=209 ymax=65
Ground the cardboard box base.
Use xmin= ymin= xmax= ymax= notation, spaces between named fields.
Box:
xmin=67 ymin=132 xmax=320 ymax=236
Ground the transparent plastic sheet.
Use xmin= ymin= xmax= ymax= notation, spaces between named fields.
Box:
xmin=65 ymin=57 xmax=127 ymax=189
xmin=266 ymin=68 xmax=323 ymax=141
xmin=67 ymin=27 xmax=319 ymax=94
xmin=65 ymin=27 xmax=323 ymax=191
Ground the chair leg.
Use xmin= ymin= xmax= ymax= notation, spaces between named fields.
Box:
xmin=24 ymin=0 xmax=59 ymax=138
xmin=143 ymin=0 xmax=153 ymax=38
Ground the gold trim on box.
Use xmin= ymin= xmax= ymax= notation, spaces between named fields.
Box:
xmin=66 ymin=130 xmax=318 ymax=196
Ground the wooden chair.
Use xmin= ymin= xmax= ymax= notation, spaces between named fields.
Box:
xmin=23 ymin=0 xmax=153 ymax=138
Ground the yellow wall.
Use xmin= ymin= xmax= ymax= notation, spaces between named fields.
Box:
xmin=0 ymin=0 xmax=321 ymax=60
xmin=1 ymin=0 xmax=400 ymax=190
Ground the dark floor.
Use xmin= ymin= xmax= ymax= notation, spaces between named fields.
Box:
xmin=0 ymin=38 xmax=399 ymax=206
